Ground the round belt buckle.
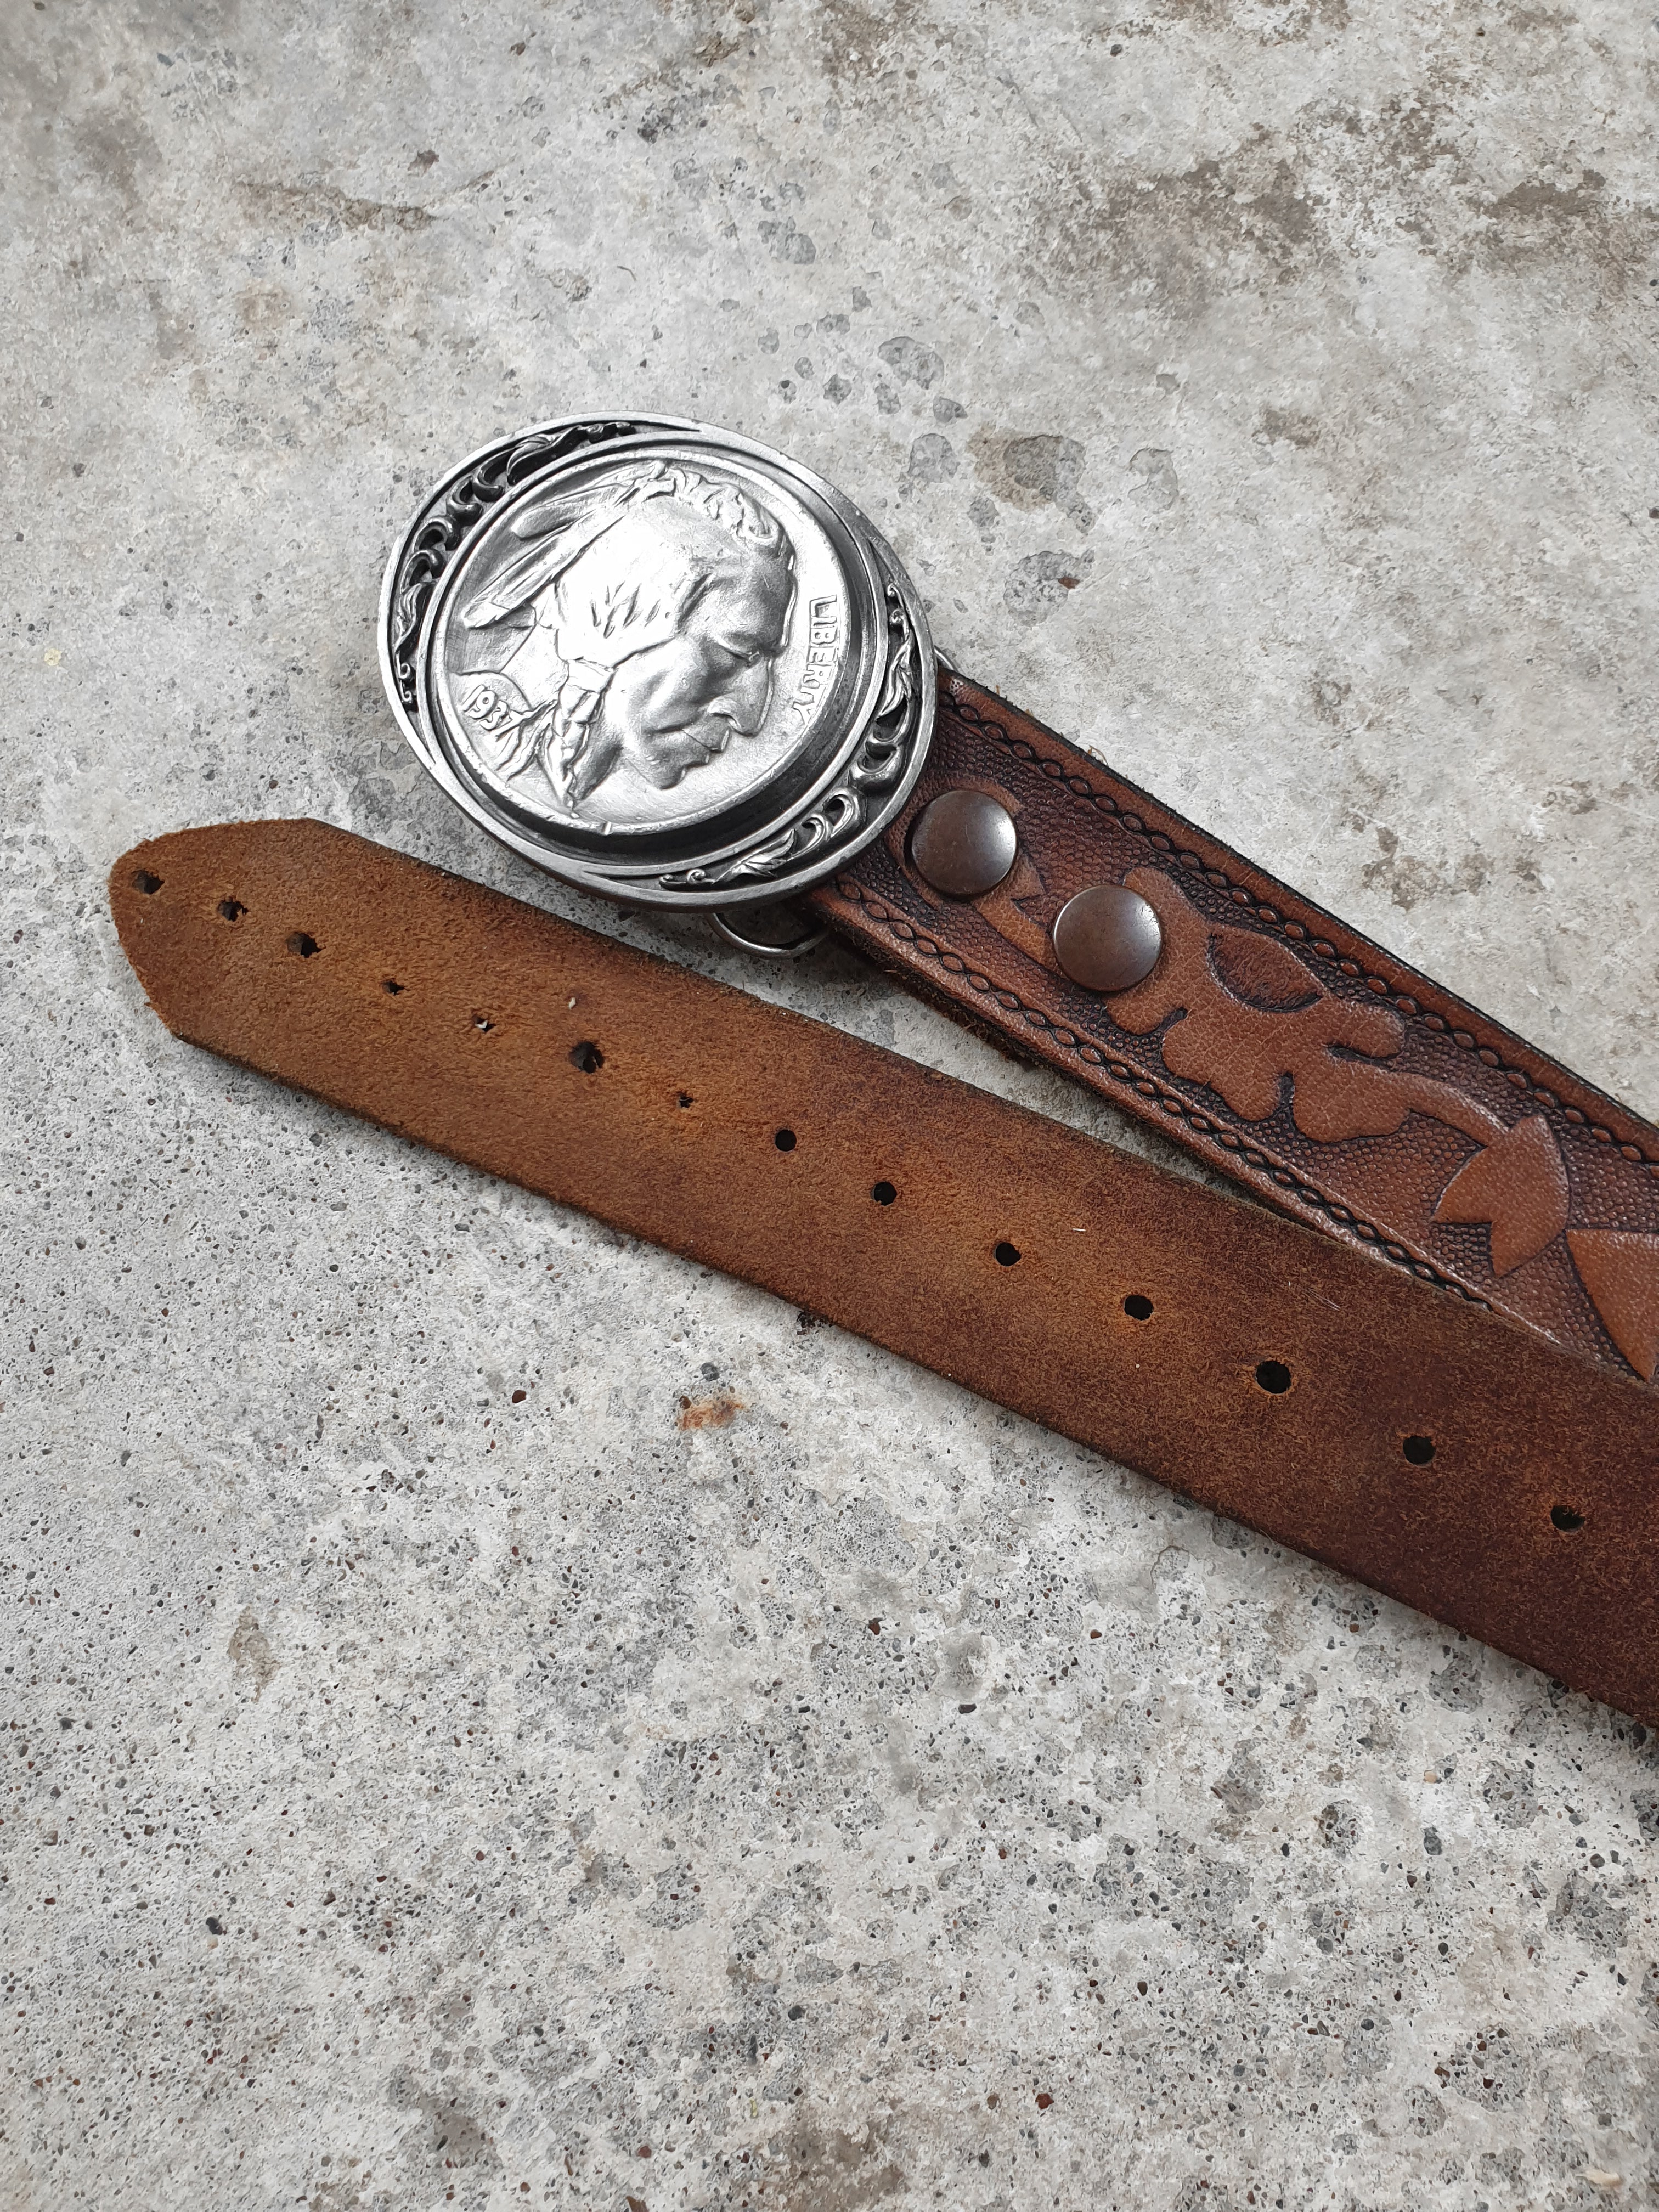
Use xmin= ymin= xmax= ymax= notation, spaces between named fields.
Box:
xmin=379 ymin=415 xmax=935 ymax=911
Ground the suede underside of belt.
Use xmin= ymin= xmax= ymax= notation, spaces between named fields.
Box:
xmin=111 ymin=816 xmax=1659 ymax=1724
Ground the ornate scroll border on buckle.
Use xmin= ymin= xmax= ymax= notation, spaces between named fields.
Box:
xmin=385 ymin=420 xmax=654 ymax=721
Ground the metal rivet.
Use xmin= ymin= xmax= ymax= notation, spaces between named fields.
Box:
xmin=1051 ymin=884 xmax=1163 ymax=993
xmin=909 ymin=788 xmax=1018 ymax=898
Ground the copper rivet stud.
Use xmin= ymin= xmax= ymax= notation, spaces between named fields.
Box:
xmin=909 ymin=788 xmax=1018 ymax=898
xmin=1052 ymin=884 xmax=1163 ymax=993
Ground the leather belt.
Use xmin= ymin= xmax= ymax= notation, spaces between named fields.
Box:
xmin=108 ymin=415 xmax=1659 ymax=1726
xmin=369 ymin=410 xmax=1659 ymax=1391
xmin=814 ymin=674 xmax=1659 ymax=1386
xmin=111 ymin=817 xmax=1659 ymax=1725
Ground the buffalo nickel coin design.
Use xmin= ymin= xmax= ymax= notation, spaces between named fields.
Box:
xmin=380 ymin=416 xmax=934 ymax=910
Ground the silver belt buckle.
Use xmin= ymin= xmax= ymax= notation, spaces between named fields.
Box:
xmin=379 ymin=415 xmax=935 ymax=928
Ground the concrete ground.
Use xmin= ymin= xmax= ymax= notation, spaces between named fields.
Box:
xmin=5 ymin=2 xmax=1659 ymax=2206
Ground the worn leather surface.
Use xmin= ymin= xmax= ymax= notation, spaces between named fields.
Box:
xmin=112 ymin=818 xmax=1659 ymax=1722
xmin=811 ymin=672 xmax=1659 ymax=1385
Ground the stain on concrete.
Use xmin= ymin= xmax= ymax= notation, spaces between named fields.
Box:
xmin=1005 ymin=548 xmax=1094 ymax=624
xmin=1126 ymin=447 xmax=1180 ymax=511
xmin=1210 ymin=1739 xmax=1267 ymax=1816
xmin=1429 ymin=1648 xmax=1484 ymax=1709
xmin=907 ymin=432 xmax=956 ymax=482
xmin=1480 ymin=170 xmax=1631 ymax=275
xmin=1310 ymin=673 xmax=1351 ymax=724
xmin=1484 ymin=1763 xmax=1541 ymax=1829
xmin=967 ymin=489 xmax=1000 ymax=548
xmin=386 ymin=2068 xmax=498 ymax=2176
xmin=969 ymin=430 xmax=1092 ymax=528
xmin=877 ymin=334 xmax=943 ymax=389
xmin=761 ymin=215 xmax=816 ymax=262
xmin=1256 ymin=405 xmax=1321 ymax=449
xmin=1318 ymin=1799 xmax=1360 ymax=1853
xmin=676 ymin=1391 xmax=744 ymax=1429
xmin=770 ymin=2117 xmax=905 ymax=2207
xmin=814 ymin=0 xmax=926 ymax=88
xmin=235 ymin=176 xmax=435 ymax=234
xmin=227 ymin=1606 xmax=278 ymax=1699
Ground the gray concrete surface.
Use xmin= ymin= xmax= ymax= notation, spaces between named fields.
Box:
xmin=5 ymin=2 xmax=1659 ymax=2206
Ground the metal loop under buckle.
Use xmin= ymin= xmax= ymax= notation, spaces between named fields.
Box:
xmin=709 ymin=904 xmax=826 ymax=960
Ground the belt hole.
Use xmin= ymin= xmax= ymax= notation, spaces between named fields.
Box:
xmin=774 ymin=1127 xmax=797 ymax=1152
xmin=287 ymin=932 xmax=318 ymax=959
xmin=676 ymin=1091 xmax=694 ymax=1109
xmin=569 ymin=1041 xmax=602 ymax=1072
xmin=1122 ymin=1293 xmax=1153 ymax=1321
xmin=994 ymin=1241 xmax=1021 ymax=1267
xmin=1550 ymin=1504 xmax=1585 ymax=1533
xmin=1402 ymin=1434 xmax=1435 ymax=1465
xmin=473 ymin=1013 xmax=495 ymax=1034
xmin=382 ymin=978 xmax=404 ymax=996
xmin=132 ymin=870 xmax=163 ymax=895
xmin=871 ymin=1181 xmax=897 ymax=1205
xmin=1254 ymin=1359 xmax=1293 ymax=1394
xmin=217 ymin=898 xmax=245 ymax=923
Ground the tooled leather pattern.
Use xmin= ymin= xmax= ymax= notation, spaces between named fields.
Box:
xmin=811 ymin=674 xmax=1659 ymax=1384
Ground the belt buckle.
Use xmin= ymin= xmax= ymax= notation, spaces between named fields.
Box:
xmin=379 ymin=414 xmax=935 ymax=916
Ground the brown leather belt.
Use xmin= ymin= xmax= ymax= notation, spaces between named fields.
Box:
xmin=108 ymin=416 xmax=1659 ymax=1725
xmin=815 ymin=674 xmax=1659 ymax=1386
xmin=110 ymin=816 xmax=1659 ymax=1725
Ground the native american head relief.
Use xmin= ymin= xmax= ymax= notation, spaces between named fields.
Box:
xmin=454 ymin=461 xmax=797 ymax=814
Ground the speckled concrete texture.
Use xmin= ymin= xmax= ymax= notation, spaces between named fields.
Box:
xmin=5 ymin=3 xmax=1659 ymax=2207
